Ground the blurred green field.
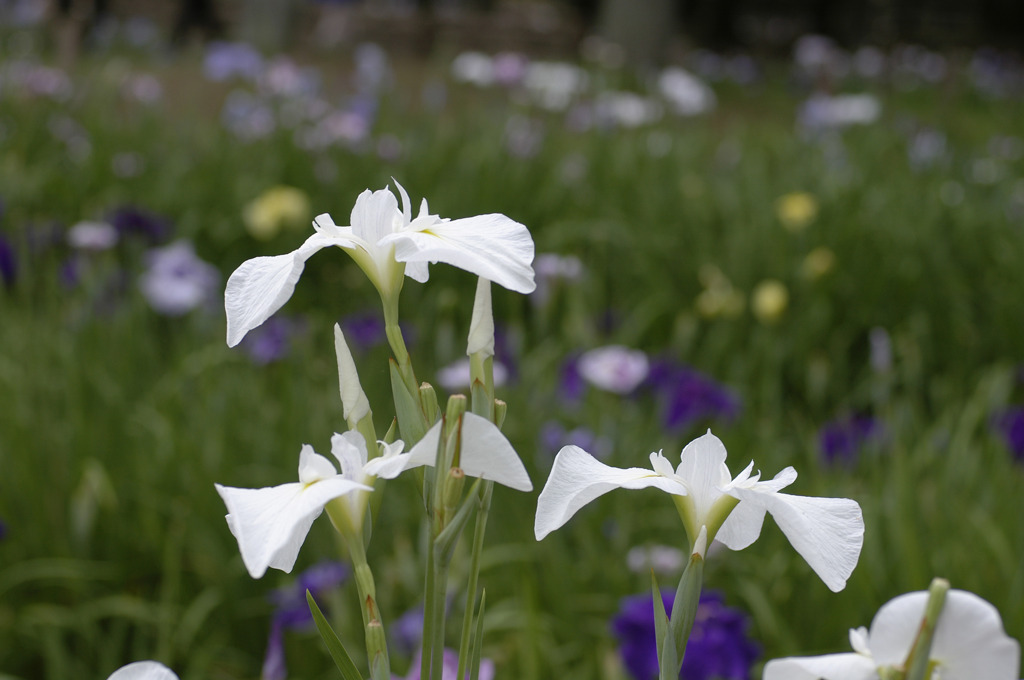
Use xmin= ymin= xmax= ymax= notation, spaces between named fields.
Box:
xmin=1 ymin=25 xmax=1023 ymax=680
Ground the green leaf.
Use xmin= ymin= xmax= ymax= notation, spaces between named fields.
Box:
xmin=390 ymin=359 xmax=427 ymax=446
xmin=469 ymin=589 xmax=487 ymax=680
xmin=306 ymin=590 xmax=365 ymax=680
xmin=650 ymin=570 xmax=671 ymax=677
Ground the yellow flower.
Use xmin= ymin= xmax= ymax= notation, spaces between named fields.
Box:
xmin=696 ymin=265 xmax=745 ymax=319
xmin=243 ymin=186 xmax=311 ymax=240
xmin=752 ymin=279 xmax=788 ymax=324
xmin=800 ymin=247 xmax=836 ymax=280
xmin=776 ymin=192 xmax=818 ymax=232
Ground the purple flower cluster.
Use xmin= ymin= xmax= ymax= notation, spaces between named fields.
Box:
xmin=0 ymin=231 xmax=16 ymax=288
xmin=992 ymin=406 xmax=1024 ymax=461
xmin=646 ymin=360 xmax=740 ymax=433
xmin=241 ymin=315 xmax=307 ymax=365
xmin=263 ymin=561 xmax=350 ymax=680
xmin=818 ymin=415 xmax=880 ymax=465
xmin=611 ymin=590 xmax=759 ymax=680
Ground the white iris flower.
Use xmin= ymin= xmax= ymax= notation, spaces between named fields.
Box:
xmin=225 ymin=182 xmax=535 ymax=347
xmin=107 ymin=662 xmax=178 ymax=680
xmin=763 ymin=589 xmax=1020 ymax=680
xmin=535 ymin=430 xmax=864 ymax=592
xmin=215 ymin=433 xmax=399 ymax=578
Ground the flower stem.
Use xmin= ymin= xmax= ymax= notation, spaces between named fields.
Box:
xmin=456 ymin=481 xmax=493 ymax=680
xmin=902 ymin=578 xmax=950 ymax=680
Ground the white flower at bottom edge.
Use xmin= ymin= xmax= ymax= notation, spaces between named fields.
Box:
xmin=107 ymin=661 xmax=178 ymax=680
xmin=215 ymin=433 xmax=402 ymax=578
xmin=534 ymin=430 xmax=863 ymax=592
xmin=762 ymin=589 xmax=1021 ymax=680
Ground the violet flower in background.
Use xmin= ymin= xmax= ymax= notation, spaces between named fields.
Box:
xmin=818 ymin=414 xmax=881 ymax=465
xmin=992 ymin=406 xmax=1024 ymax=461
xmin=263 ymin=561 xmax=349 ymax=680
xmin=204 ymin=41 xmax=264 ymax=82
xmin=241 ymin=315 xmax=307 ymax=365
xmin=394 ymin=648 xmax=495 ymax=680
xmin=559 ymin=353 xmax=587 ymax=402
xmin=577 ymin=345 xmax=650 ymax=395
xmin=0 ymin=231 xmax=16 ymax=288
xmin=612 ymin=590 xmax=759 ymax=680
xmin=390 ymin=605 xmax=424 ymax=656
xmin=539 ymin=421 xmax=612 ymax=461
xmin=340 ymin=311 xmax=388 ymax=351
xmin=108 ymin=206 xmax=171 ymax=245
xmin=138 ymin=240 xmax=220 ymax=316
xmin=646 ymin=360 xmax=740 ymax=433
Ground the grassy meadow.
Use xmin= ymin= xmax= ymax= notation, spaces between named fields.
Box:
xmin=1 ymin=19 xmax=1023 ymax=680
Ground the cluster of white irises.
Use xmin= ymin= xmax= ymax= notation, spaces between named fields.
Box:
xmin=108 ymin=184 xmax=1020 ymax=680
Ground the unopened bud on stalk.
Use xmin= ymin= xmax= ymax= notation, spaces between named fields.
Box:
xmin=467 ymin=277 xmax=495 ymax=359
xmin=442 ymin=467 xmax=466 ymax=515
xmin=420 ymin=382 xmax=439 ymax=424
xmin=335 ymin=324 xmax=371 ymax=424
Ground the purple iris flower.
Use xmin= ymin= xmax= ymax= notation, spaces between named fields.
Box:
xmin=108 ymin=206 xmax=171 ymax=245
xmin=559 ymin=354 xmax=586 ymax=402
xmin=539 ymin=421 xmax=612 ymax=461
xmin=818 ymin=415 xmax=880 ymax=465
xmin=646 ymin=360 xmax=740 ymax=433
xmin=611 ymin=590 xmax=759 ymax=680
xmin=242 ymin=316 xmax=307 ymax=365
xmin=263 ymin=561 xmax=350 ymax=680
xmin=992 ymin=407 xmax=1024 ymax=461
xmin=0 ymin=517 xmax=7 ymax=541
xmin=390 ymin=605 xmax=424 ymax=656
xmin=340 ymin=312 xmax=416 ymax=353
xmin=0 ymin=231 xmax=16 ymax=288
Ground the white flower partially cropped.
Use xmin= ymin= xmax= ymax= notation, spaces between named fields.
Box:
xmin=215 ymin=433 xmax=405 ymax=578
xmin=763 ymin=589 xmax=1021 ymax=680
xmin=107 ymin=661 xmax=178 ymax=680
xmin=225 ymin=182 xmax=536 ymax=347
xmin=364 ymin=412 xmax=532 ymax=492
xmin=535 ymin=430 xmax=863 ymax=592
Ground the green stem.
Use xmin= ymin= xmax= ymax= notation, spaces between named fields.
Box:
xmin=903 ymin=578 xmax=950 ymax=680
xmin=660 ymin=551 xmax=705 ymax=680
xmin=456 ymin=481 xmax=493 ymax=680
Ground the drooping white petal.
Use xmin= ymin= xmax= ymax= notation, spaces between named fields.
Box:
xmin=868 ymin=590 xmax=1021 ymax=679
xmin=334 ymin=324 xmax=370 ymax=423
xmin=298 ymin=445 xmax=342 ymax=483
xmin=216 ymin=476 xmax=370 ymax=578
xmin=382 ymin=213 xmax=536 ymax=293
xmin=762 ymin=653 xmax=877 ymax=680
xmin=535 ymin=445 xmax=687 ymax=540
xmin=727 ymin=488 xmax=864 ymax=592
xmin=107 ymin=661 xmax=179 ymax=680
xmin=466 ymin=277 xmax=495 ymax=357
xmin=225 ymin=231 xmax=355 ymax=347
xmin=716 ymin=466 xmax=798 ymax=550
xmin=674 ymin=430 xmax=733 ymax=522
xmin=458 ymin=412 xmax=531 ymax=491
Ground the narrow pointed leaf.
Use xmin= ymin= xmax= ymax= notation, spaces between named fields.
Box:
xmin=306 ymin=590 xmax=365 ymax=680
xmin=650 ymin=571 xmax=669 ymax=673
xmin=470 ymin=589 xmax=487 ymax=680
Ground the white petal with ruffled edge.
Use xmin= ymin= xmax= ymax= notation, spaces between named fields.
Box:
xmin=225 ymin=230 xmax=355 ymax=347
xmin=382 ymin=213 xmax=536 ymax=294
xmin=727 ymin=486 xmax=863 ymax=592
xmin=762 ymin=653 xmax=877 ymax=680
xmin=535 ymin=445 xmax=688 ymax=540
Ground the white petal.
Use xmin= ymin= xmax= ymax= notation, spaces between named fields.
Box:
xmin=535 ymin=445 xmax=687 ymax=540
xmin=334 ymin=325 xmax=370 ymax=422
xmin=713 ymin=498 xmax=767 ymax=551
xmin=866 ymin=591 xmax=928 ymax=667
xmin=466 ymin=277 xmax=495 ymax=357
xmin=225 ymin=231 xmax=353 ymax=347
xmin=931 ymin=590 xmax=1021 ymax=679
xmin=297 ymin=445 xmax=340 ymax=484
xmin=351 ymin=188 xmax=401 ymax=244
xmin=868 ymin=590 xmax=1021 ymax=679
xmin=382 ymin=213 xmax=536 ymax=293
xmin=405 ymin=260 xmax=430 ymax=283
xmin=363 ymin=421 xmax=442 ymax=479
xmin=215 ymin=477 xmax=370 ymax=578
xmin=727 ymin=488 xmax=864 ymax=592
xmin=674 ymin=431 xmax=733 ymax=523
xmin=762 ymin=653 xmax=877 ymax=680
xmin=393 ymin=178 xmax=413 ymax=224
xmin=107 ymin=661 xmax=179 ymax=680
xmin=459 ymin=412 xmax=531 ymax=491
xmin=330 ymin=431 xmax=369 ymax=480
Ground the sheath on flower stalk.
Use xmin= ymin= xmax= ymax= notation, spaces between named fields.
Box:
xmin=535 ymin=430 xmax=864 ymax=592
xmin=106 ymin=661 xmax=178 ymax=680
xmin=224 ymin=181 xmax=535 ymax=348
xmin=763 ymin=581 xmax=1020 ymax=680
